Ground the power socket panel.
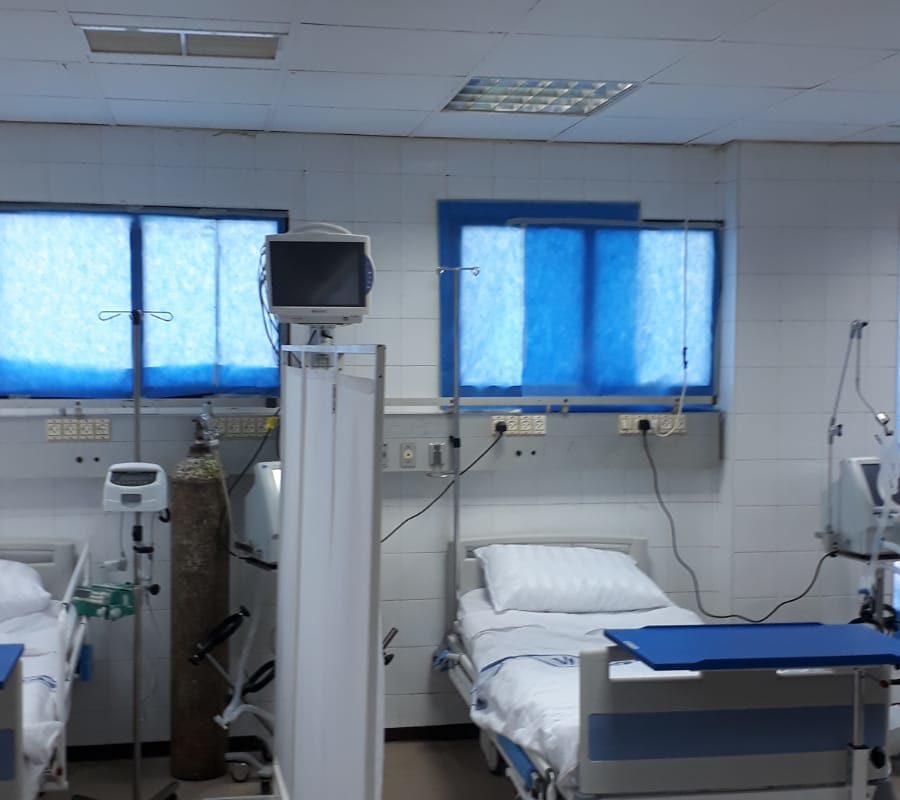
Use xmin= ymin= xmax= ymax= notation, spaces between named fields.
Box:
xmin=490 ymin=414 xmax=547 ymax=436
xmin=618 ymin=413 xmax=687 ymax=435
xmin=218 ymin=415 xmax=273 ymax=438
xmin=46 ymin=417 xmax=111 ymax=441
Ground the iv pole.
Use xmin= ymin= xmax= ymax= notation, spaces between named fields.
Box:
xmin=97 ymin=309 xmax=178 ymax=800
xmin=436 ymin=265 xmax=479 ymax=606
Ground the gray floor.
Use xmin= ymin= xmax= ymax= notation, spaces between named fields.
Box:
xmin=57 ymin=742 xmax=900 ymax=799
xmin=59 ymin=740 xmax=508 ymax=799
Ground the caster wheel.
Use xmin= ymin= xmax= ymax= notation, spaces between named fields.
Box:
xmin=229 ymin=762 xmax=251 ymax=783
xmin=260 ymin=778 xmax=272 ymax=794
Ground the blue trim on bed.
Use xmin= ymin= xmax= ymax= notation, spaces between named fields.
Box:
xmin=0 ymin=729 xmax=14 ymax=780
xmin=497 ymin=735 xmax=536 ymax=790
xmin=588 ymin=704 xmax=886 ymax=761
xmin=0 ymin=645 xmax=22 ymax=690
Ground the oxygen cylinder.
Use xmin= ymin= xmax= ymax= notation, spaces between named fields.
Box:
xmin=169 ymin=442 xmax=230 ymax=780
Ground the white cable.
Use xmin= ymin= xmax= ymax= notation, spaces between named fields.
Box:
xmin=656 ymin=220 xmax=690 ymax=438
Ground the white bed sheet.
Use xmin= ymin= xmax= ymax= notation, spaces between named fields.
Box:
xmin=458 ymin=589 xmax=702 ymax=790
xmin=0 ymin=601 xmax=66 ymax=782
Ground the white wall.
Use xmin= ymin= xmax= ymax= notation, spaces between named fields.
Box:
xmin=0 ymin=123 xmax=896 ymax=735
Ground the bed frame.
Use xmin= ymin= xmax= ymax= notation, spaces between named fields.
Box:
xmin=443 ymin=535 xmax=893 ymax=800
xmin=0 ymin=540 xmax=91 ymax=798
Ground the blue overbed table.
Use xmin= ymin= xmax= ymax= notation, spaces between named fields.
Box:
xmin=604 ymin=624 xmax=900 ymax=800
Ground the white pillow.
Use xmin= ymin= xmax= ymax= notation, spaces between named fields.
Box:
xmin=475 ymin=544 xmax=669 ymax=613
xmin=0 ymin=560 xmax=51 ymax=622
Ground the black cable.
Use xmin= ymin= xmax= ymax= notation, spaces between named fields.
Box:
xmin=381 ymin=433 xmax=504 ymax=545
xmin=228 ymin=416 xmax=278 ymax=495
xmin=641 ymin=430 xmax=834 ymax=624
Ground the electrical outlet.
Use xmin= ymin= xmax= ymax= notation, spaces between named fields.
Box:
xmin=94 ymin=419 xmax=111 ymax=440
xmin=400 ymin=442 xmax=416 ymax=468
xmin=46 ymin=417 xmax=112 ymax=442
xmin=225 ymin=417 xmax=242 ymax=436
xmin=241 ymin=417 xmax=257 ymax=436
xmin=490 ymin=414 xmax=547 ymax=436
xmin=618 ymin=413 xmax=687 ymax=435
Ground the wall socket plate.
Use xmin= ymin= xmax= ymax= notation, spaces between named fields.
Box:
xmin=218 ymin=415 xmax=272 ymax=438
xmin=490 ymin=414 xmax=547 ymax=436
xmin=46 ymin=417 xmax=111 ymax=441
xmin=618 ymin=413 xmax=687 ymax=435
xmin=399 ymin=442 xmax=416 ymax=468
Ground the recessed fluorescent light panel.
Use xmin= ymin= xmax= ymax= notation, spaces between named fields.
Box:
xmin=83 ymin=27 xmax=279 ymax=59
xmin=445 ymin=77 xmax=636 ymax=115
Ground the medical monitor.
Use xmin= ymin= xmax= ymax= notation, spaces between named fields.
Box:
xmin=266 ymin=230 xmax=371 ymax=324
xmin=834 ymin=457 xmax=900 ymax=556
xmin=242 ymin=460 xmax=281 ymax=566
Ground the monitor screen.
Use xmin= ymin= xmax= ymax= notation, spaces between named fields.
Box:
xmin=860 ymin=461 xmax=900 ymax=506
xmin=269 ymin=240 xmax=366 ymax=308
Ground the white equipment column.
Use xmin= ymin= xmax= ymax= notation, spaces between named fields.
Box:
xmin=274 ymin=344 xmax=385 ymax=800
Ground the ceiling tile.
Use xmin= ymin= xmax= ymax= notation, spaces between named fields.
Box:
xmin=653 ymin=42 xmax=894 ymax=89
xmin=0 ymin=95 xmax=112 ymax=124
xmin=693 ymin=120 xmax=873 ymax=144
xmin=605 ymin=84 xmax=798 ymax=119
xmin=282 ymin=25 xmax=502 ymax=76
xmin=555 ymin=115 xmax=726 ymax=144
xmin=722 ymin=0 xmax=900 ymax=50
xmin=272 ymin=106 xmax=428 ymax=136
xmin=762 ymin=89 xmax=900 ymax=127
xmin=0 ymin=10 xmax=85 ymax=60
xmin=517 ymin=0 xmax=772 ymax=40
xmin=826 ymin=53 xmax=900 ymax=92
xmin=281 ymin=72 xmax=460 ymax=111
xmin=0 ymin=60 xmax=99 ymax=97
xmin=95 ymin=63 xmax=281 ymax=104
xmin=413 ymin=110 xmax=576 ymax=141
xmin=65 ymin=0 xmax=293 ymax=23
xmin=296 ymin=0 xmax=535 ymax=32
xmin=109 ymin=98 xmax=269 ymax=129
xmin=475 ymin=35 xmax=695 ymax=82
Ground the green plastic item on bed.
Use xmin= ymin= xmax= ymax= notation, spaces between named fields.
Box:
xmin=72 ymin=583 xmax=135 ymax=620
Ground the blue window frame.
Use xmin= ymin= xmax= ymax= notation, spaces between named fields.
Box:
xmin=438 ymin=201 xmax=720 ymax=402
xmin=0 ymin=208 xmax=285 ymax=399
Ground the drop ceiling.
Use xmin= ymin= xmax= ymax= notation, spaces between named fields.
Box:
xmin=2 ymin=0 xmax=900 ymax=144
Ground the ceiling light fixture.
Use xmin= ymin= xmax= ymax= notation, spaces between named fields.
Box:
xmin=82 ymin=26 xmax=279 ymax=59
xmin=444 ymin=77 xmax=636 ymax=115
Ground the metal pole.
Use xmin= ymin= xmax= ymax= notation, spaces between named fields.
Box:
xmin=132 ymin=519 xmax=142 ymax=800
xmin=131 ymin=311 xmax=142 ymax=800
xmin=132 ymin=312 xmax=142 ymax=463
xmin=451 ymin=267 xmax=462 ymax=605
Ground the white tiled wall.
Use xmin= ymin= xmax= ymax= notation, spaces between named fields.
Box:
xmin=0 ymin=123 xmax=897 ymax=735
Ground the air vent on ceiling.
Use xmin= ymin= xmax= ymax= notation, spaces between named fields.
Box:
xmin=444 ymin=77 xmax=636 ymax=115
xmin=83 ymin=27 xmax=279 ymax=59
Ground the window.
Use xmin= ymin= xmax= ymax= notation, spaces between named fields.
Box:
xmin=0 ymin=209 xmax=283 ymax=399
xmin=438 ymin=201 xmax=719 ymax=402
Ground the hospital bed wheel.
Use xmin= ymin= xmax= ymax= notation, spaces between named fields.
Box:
xmin=229 ymin=761 xmax=251 ymax=782
xmin=479 ymin=729 xmax=506 ymax=776
xmin=260 ymin=777 xmax=273 ymax=793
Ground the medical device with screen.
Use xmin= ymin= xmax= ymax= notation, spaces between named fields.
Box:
xmin=833 ymin=456 xmax=900 ymax=556
xmin=266 ymin=230 xmax=371 ymax=324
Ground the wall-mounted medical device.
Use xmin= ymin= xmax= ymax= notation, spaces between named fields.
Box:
xmin=265 ymin=224 xmax=374 ymax=325
xmin=831 ymin=456 xmax=900 ymax=557
xmin=103 ymin=462 xmax=168 ymax=512
xmin=242 ymin=460 xmax=281 ymax=565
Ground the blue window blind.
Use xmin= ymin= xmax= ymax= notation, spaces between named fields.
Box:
xmin=439 ymin=201 xmax=719 ymax=400
xmin=0 ymin=209 xmax=281 ymax=398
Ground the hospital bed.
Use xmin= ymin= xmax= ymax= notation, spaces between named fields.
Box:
xmin=440 ymin=535 xmax=894 ymax=800
xmin=0 ymin=541 xmax=90 ymax=799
